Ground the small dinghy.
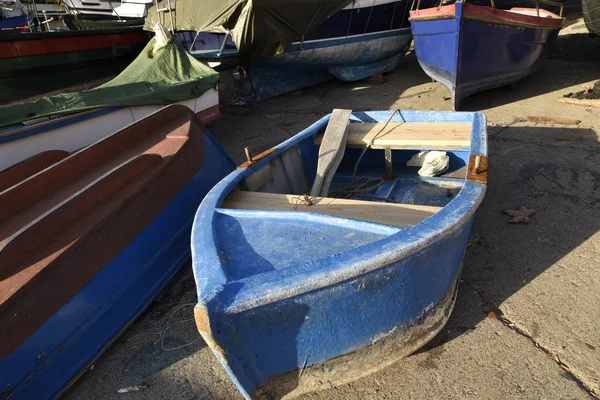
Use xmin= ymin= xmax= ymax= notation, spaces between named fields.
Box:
xmin=0 ymin=105 xmax=235 ymax=399
xmin=191 ymin=109 xmax=488 ymax=399
xmin=409 ymin=0 xmax=565 ymax=110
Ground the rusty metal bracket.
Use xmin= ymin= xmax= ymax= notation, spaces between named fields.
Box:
xmin=466 ymin=154 xmax=488 ymax=184
xmin=237 ymin=147 xmax=278 ymax=169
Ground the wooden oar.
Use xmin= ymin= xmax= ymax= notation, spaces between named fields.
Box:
xmin=310 ymin=109 xmax=352 ymax=197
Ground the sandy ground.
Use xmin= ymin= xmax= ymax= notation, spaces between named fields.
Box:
xmin=63 ymin=16 xmax=599 ymax=400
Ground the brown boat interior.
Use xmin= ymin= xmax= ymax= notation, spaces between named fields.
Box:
xmin=0 ymin=105 xmax=205 ymax=361
xmin=224 ymin=113 xmax=472 ymax=228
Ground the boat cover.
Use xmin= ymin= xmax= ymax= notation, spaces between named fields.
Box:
xmin=0 ymin=37 xmax=218 ymax=129
xmin=143 ymin=0 xmax=352 ymax=60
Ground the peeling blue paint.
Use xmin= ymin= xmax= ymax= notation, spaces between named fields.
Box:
xmin=192 ymin=110 xmax=487 ymax=399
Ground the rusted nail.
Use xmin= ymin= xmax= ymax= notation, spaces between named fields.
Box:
xmin=244 ymin=147 xmax=252 ymax=163
xmin=471 ymin=154 xmax=481 ymax=175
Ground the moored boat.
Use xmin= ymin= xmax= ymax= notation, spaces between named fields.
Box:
xmin=145 ymin=0 xmax=435 ymax=104
xmin=0 ymin=32 xmax=219 ymax=173
xmin=191 ymin=109 xmax=488 ymax=399
xmin=0 ymin=105 xmax=235 ymax=399
xmin=409 ymin=1 xmax=565 ymax=110
xmin=583 ymin=0 xmax=600 ymax=36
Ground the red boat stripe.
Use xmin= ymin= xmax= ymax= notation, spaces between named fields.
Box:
xmin=0 ymin=31 xmax=147 ymax=59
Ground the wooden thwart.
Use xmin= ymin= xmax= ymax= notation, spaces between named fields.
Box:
xmin=222 ymin=191 xmax=442 ymax=228
xmin=311 ymin=109 xmax=352 ymax=197
xmin=317 ymin=122 xmax=472 ymax=150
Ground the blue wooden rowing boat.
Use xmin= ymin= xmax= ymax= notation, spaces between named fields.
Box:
xmin=0 ymin=105 xmax=235 ymax=399
xmin=191 ymin=109 xmax=488 ymax=399
xmin=409 ymin=1 xmax=565 ymax=110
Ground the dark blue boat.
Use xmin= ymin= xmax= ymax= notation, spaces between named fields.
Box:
xmin=162 ymin=0 xmax=435 ymax=103
xmin=410 ymin=2 xmax=564 ymax=110
xmin=0 ymin=105 xmax=235 ymax=399
xmin=191 ymin=109 xmax=488 ymax=399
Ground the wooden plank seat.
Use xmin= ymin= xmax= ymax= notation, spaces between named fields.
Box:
xmin=0 ymin=105 xmax=206 ymax=361
xmin=222 ymin=191 xmax=442 ymax=228
xmin=317 ymin=122 xmax=472 ymax=150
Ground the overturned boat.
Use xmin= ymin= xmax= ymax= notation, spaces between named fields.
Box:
xmin=0 ymin=105 xmax=235 ymax=399
xmin=583 ymin=0 xmax=600 ymax=36
xmin=191 ymin=109 xmax=488 ymax=398
xmin=410 ymin=1 xmax=565 ymax=110
xmin=145 ymin=0 xmax=434 ymax=104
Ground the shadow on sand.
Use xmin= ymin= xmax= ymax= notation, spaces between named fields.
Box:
xmin=419 ymin=124 xmax=599 ymax=353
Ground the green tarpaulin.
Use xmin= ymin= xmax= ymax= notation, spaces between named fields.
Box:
xmin=0 ymin=37 xmax=219 ymax=129
xmin=144 ymin=0 xmax=352 ymax=60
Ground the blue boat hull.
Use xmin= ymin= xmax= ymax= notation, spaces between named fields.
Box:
xmin=0 ymin=16 xmax=29 ymax=30
xmin=177 ymin=0 xmax=433 ymax=103
xmin=0 ymin=132 xmax=235 ymax=400
xmin=192 ymin=110 xmax=488 ymax=399
xmin=410 ymin=3 xmax=562 ymax=110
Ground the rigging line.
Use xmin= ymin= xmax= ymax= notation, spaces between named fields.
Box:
xmin=389 ymin=0 xmax=398 ymax=31
xmin=334 ymin=0 xmax=355 ymax=63
xmin=360 ymin=0 xmax=376 ymax=43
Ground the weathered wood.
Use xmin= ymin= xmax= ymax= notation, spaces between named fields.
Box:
xmin=222 ymin=191 xmax=442 ymax=228
xmin=557 ymin=97 xmax=600 ymax=109
xmin=318 ymin=122 xmax=472 ymax=150
xmin=311 ymin=109 xmax=352 ymax=197
xmin=527 ymin=115 xmax=580 ymax=125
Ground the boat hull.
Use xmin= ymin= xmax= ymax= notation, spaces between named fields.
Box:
xmin=583 ymin=0 xmax=600 ymax=36
xmin=178 ymin=0 xmax=431 ymax=103
xmin=199 ymin=224 xmax=471 ymax=400
xmin=0 ymin=89 xmax=219 ymax=173
xmin=256 ymin=273 xmax=461 ymax=398
xmin=231 ymin=29 xmax=412 ymax=104
xmin=0 ymin=110 xmax=235 ymax=400
xmin=191 ymin=110 xmax=488 ymax=399
xmin=0 ymin=27 xmax=148 ymax=77
xmin=410 ymin=3 xmax=563 ymax=110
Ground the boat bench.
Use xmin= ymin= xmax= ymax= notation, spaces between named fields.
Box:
xmin=222 ymin=191 xmax=442 ymax=228
xmin=317 ymin=122 xmax=472 ymax=150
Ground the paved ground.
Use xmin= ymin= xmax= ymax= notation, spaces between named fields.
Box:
xmin=65 ymin=16 xmax=600 ymax=400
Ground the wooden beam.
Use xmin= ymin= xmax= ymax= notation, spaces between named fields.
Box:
xmin=311 ymin=109 xmax=351 ymax=197
xmin=221 ymin=191 xmax=442 ymax=228
xmin=557 ymin=97 xmax=600 ymax=109
xmin=317 ymin=122 xmax=472 ymax=150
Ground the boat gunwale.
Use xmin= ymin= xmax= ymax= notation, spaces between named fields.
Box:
xmin=409 ymin=3 xmax=565 ymax=29
xmin=191 ymin=110 xmax=487 ymax=313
